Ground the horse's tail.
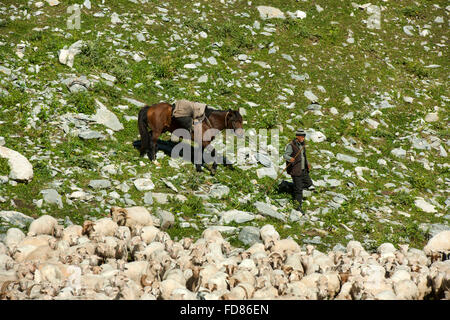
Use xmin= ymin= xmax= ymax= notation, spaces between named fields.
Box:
xmin=138 ymin=106 xmax=151 ymax=156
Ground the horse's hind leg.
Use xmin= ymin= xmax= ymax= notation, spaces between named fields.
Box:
xmin=149 ymin=131 xmax=160 ymax=161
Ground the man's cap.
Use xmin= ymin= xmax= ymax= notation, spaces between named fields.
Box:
xmin=296 ymin=129 xmax=306 ymax=136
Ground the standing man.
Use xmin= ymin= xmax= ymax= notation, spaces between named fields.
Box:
xmin=283 ymin=129 xmax=314 ymax=213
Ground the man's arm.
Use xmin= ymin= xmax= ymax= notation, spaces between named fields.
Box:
xmin=283 ymin=143 xmax=293 ymax=161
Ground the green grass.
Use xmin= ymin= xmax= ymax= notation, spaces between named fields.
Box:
xmin=0 ymin=0 xmax=448 ymax=252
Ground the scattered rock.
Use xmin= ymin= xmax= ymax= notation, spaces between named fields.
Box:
xmin=134 ymin=178 xmax=155 ymax=192
xmin=254 ymin=202 xmax=286 ymax=222
xmin=0 ymin=146 xmax=33 ymax=182
xmin=238 ymin=226 xmax=262 ymax=246
xmin=41 ymin=189 xmax=63 ymax=209
xmin=257 ymin=6 xmax=285 ymax=20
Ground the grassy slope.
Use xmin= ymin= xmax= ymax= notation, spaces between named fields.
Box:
xmin=0 ymin=0 xmax=448 ymax=252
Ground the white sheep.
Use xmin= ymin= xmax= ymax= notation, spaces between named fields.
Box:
xmin=163 ymin=268 xmax=186 ymax=286
xmin=139 ymin=226 xmax=160 ymax=245
xmin=61 ymin=225 xmax=82 ymax=246
xmin=393 ymin=279 xmax=419 ymax=299
xmin=110 ymin=206 xmax=153 ymax=230
xmin=159 ymin=279 xmax=184 ymax=300
xmin=259 ymin=224 xmax=280 ymax=245
xmin=82 ymin=218 xmax=118 ymax=239
xmin=124 ymin=261 xmax=149 ymax=284
xmin=28 ymin=215 xmax=61 ymax=237
xmin=424 ymin=230 xmax=450 ymax=257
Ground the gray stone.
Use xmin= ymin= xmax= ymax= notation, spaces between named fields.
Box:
xmin=0 ymin=66 xmax=11 ymax=76
xmin=238 ymin=226 xmax=262 ymax=246
xmin=256 ymin=167 xmax=277 ymax=179
xmin=92 ymin=100 xmax=123 ymax=131
xmin=254 ymin=201 xmax=286 ymax=222
xmin=255 ymin=153 xmax=273 ymax=167
xmin=143 ymin=192 xmax=153 ymax=205
xmin=89 ymin=179 xmax=111 ymax=189
xmin=62 ymin=76 xmax=90 ymax=93
xmin=134 ymin=178 xmax=155 ymax=192
xmin=157 ymin=209 xmax=175 ymax=230
xmin=0 ymin=211 xmax=34 ymax=228
xmin=207 ymin=226 xmax=237 ymax=234
xmin=0 ymin=146 xmax=34 ymax=182
xmin=41 ymin=189 xmax=63 ymax=209
xmin=221 ymin=210 xmax=255 ymax=224
xmin=304 ymin=90 xmax=318 ymax=102
xmin=209 ymin=184 xmax=230 ymax=199
xmin=420 ymin=223 xmax=450 ymax=238
xmin=257 ymin=6 xmax=285 ymax=19
xmin=332 ymin=243 xmax=347 ymax=252
xmin=336 ymin=153 xmax=358 ymax=163
xmin=78 ymin=130 xmax=104 ymax=140
xmin=289 ymin=209 xmax=303 ymax=222
xmin=414 ymin=197 xmax=437 ymax=213
xmin=123 ymin=97 xmax=146 ymax=107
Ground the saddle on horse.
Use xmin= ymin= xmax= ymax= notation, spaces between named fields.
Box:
xmin=172 ymin=100 xmax=208 ymax=138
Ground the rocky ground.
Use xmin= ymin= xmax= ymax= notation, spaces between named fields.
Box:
xmin=0 ymin=0 xmax=449 ymax=281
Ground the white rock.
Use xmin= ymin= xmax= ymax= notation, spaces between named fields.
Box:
xmin=403 ymin=25 xmax=414 ymax=36
xmin=257 ymin=6 xmax=285 ymax=20
xmin=46 ymin=0 xmax=60 ymax=6
xmin=0 ymin=146 xmax=33 ymax=182
xmin=424 ymin=113 xmax=438 ymax=122
xmin=414 ymin=197 xmax=437 ymax=213
xmin=221 ymin=210 xmax=255 ymax=224
xmin=58 ymin=40 xmax=84 ymax=68
xmin=256 ymin=167 xmax=277 ymax=179
xmin=92 ymin=100 xmax=124 ymax=131
xmin=111 ymin=12 xmax=122 ymax=24
xmin=198 ymin=75 xmax=208 ymax=83
xmin=83 ymin=0 xmax=91 ymax=9
xmin=184 ymin=64 xmax=197 ymax=69
xmin=391 ymin=148 xmax=406 ymax=158
xmin=304 ymin=90 xmax=318 ymax=102
xmin=306 ymin=129 xmax=326 ymax=143
xmin=403 ymin=96 xmax=414 ymax=103
xmin=134 ymin=178 xmax=155 ymax=192
xmin=343 ymin=96 xmax=352 ymax=105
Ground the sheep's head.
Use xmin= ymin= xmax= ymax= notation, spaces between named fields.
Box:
xmin=81 ymin=221 xmax=95 ymax=236
xmin=269 ymin=252 xmax=283 ymax=269
xmin=181 ymin=238 xmax=193 ymax=250
xmin=110 ymin=207 xmax=127 ymax=226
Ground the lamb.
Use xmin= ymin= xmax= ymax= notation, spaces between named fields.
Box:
xmin=28 ymin=215 xmax=62 ymax=237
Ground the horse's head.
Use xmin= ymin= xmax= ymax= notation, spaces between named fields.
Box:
xmin=225 ymin=110 xmax=244 ymax=138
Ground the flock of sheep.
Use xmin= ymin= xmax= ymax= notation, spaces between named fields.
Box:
xmin=0 ymin=206 xmax=449 ymax=300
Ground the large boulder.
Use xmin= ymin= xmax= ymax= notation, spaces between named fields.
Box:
xmin=0 ymin=146 xmax=33 ymax=182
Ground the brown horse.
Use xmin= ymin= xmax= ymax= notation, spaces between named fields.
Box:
xmin=138 ymin=102 xmax=244 ymax=173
